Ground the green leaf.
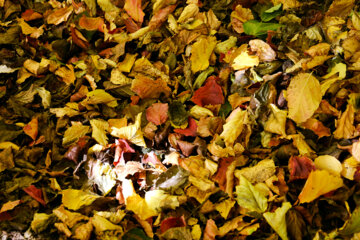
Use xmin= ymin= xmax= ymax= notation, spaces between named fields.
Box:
xmin=261 ymin=4 xmax=282 ymax=22
xmin=235 ymin=174 xmax=268 ymax=213
xmin=243 ymin=20 xmax=282 ymax=37
xmin=263 ymin=202 xmax=291 ymax=240
xmin=340 ymin=207 xmax=360 ymax=235
xmin=122 ymin=228 xmax=152 ymax=240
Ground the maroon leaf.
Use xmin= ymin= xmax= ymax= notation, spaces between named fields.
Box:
xmin=288 ymin=156 xmax=316 ymax=181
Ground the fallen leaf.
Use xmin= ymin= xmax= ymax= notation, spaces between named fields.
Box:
xmin=249 ymin=39 xmax=276 ymax=62
xmin=131 ymin=75 xmax=171 ymax=99
xmin=23 ymin=117 xmax=38 ymax=141
xmin=288 ymin=155 xmax=315 ymax=181
xmin=146 ymin=103 xmax=168 ymax=125
xmin=174 ymin=117 xmax=197 ymax=137
xmin=23 ymin=185 xmax=46 ymax=206
xmin=287 ymin=73 xmax=322 ymax=124
xmin=190 ymin=36 xmax=217 ymax=73
xmin=220 ymin=108 xmax=248 ymax=147
xmin=191 ymin=76 xmax=225 ymax=107
xmin=47 ymin=6 xmax=73 ymax=25
xmin=232 ymin=51 xmax=260 ymax=70
xmin=0 ymin=200 xmax=22 ymax=213
xmin=62 ymin=189 xmax=99 ymax=210
xmin=301 ymin=118 xmax=331 ymax=138
xmin=78 ymin=15 xmax=104 ymax=32
xmin=314 ymin=155 xmax=342 ymax=176
xmin=263 ymin=202 xmax=292 ymax=240
xmin=124 ymin=0 xmax=145 ymax=23
xmin=298 ymin=170 xmax=343 ymax=203
xmin=334 ymin=104 xmax=356 ymax=139
xmin=90 ymin=119 xmax=109 ymax=146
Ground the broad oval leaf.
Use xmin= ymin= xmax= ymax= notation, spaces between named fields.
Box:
xmin=287 ymin=73 xmax=322 ymax=124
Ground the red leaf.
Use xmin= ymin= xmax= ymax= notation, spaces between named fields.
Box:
xmin=146 ymin=103 xmax=169 ymax=125
xmin=160 ymin=216 xmax=186 ymax=233
xmin=23 ymin=185 xmax=46 ymax=206
xmin=21 ymin=9 xmax=42 ymax=21
xmin=149 ymin=5 xmax=177 ymax=30
xmin=212 ymin=157 xmax=236 ymax=191
xmin=191 ymin=76 xmax=225 ymax=107
xmin=124 ymin=17 xmax=140 ymax=33
xmin=124 ymin=0 xmax=145 ymax=23
xmin=23 ymin=117 xmax=38 ymax=141
xmin=174 ymin=117 xmax=197 ymax=137
xmin=288 ymin=156 xmax=316 ymax=181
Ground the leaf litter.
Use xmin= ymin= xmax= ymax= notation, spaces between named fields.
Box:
xmin=1 ymin=0 xmax=360 ymax=239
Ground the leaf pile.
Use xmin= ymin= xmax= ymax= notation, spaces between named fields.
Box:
xmin=1 ymin=0 xmax=360 ymax=239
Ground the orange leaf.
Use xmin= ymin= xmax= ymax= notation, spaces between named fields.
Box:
xmin=212 ymin=157 xmax=236 ymax=191
xmin=71 ymin=26 xmax=90 ymax=49
xmin=146 ymin=103 xmax=168 ymax=125
xmin=301 ymin=118 xmax=331 ymax=138
xmin=23 ymin=118 xmax=38 ymax=141
xmin=124 ymin=0 xmax=145 ymax=23
xmin=288 ymin=156 xmax=315 ymax=181
xmin=131 ymin=76 xmax=171 ymax=99
xmin=21 ymin=9 xmax=42 ymax=21
xmin=78 ymin=15 xmax=104 ymax=32
xmin=191 ymin=76 xmax=224 ymax=107
xmin=0 ymin=200 xmax=22 ymax=213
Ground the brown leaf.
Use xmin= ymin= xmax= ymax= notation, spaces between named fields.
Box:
xmin=47 ymin=6 xmax=73 ymax=25
xmin=78 ymin=15 xmax=104 ymax=32
xmin=21 ymin=9 xmax=42 ymax=21
xmin=301 ymin=118 xmax=331 ymax=138
xmin=23 ymin=117 xmax=38 ymax=141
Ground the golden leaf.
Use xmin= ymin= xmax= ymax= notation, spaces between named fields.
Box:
xmin=220 ymin=108 xmax=248 ymax=147
xmin=47 ymin=6 xmax=73 ymax=25
xmin=264 ymin=104 xmax=287 ymax=136
xmin=298 ymin=170 xmax=343 ymax=203
xmin=190 ymin=36 xmax=217 ymax=73
xmin=287 ymin=73 xmax=322 ymax=123
xmin=232 ymin=51 xmax=259 ymax=71
xmin=55 ymin=65 xmax=76 ymax=85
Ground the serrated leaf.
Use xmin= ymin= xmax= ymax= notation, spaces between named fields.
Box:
xmin=235 ymin=174 xmax=268 ymax=213
xmin=287 ymin=73 xmax=322 ymax=124
xmin=263 ymin=202 xmax=291 ymax=240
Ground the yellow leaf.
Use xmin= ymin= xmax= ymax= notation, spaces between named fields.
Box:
xmin=190 ymin=36 xmax=217 ymax=73
xmin=73 ymin=221 xmax=93 ymax=240
xmin=304 ymin=43 xmax=331 ymax=57
xmin=320 ymin=76 xmax=340 ymax=96
xmin=31 ymin=213 xmax=53 ymax=234
xmin=263 ymin=202 xmax=292 ymax=240
xmin=177 ymin=3 xmax=199 ymax=23
xmin=110 ymin=68 xmax=132 ymax=85
xmin=62 ymin=189 xmax=99 ymax=210
xmin=0 ymin=200 xmax=22 ymax=213
xmin=144 ymin=190 xmax=180 ymax=211
xmin=83 ymin=89 xmax=118 ymax=107
xmin=62 ymin=123 xmax=90 ymax=146
xmin=90 ymin=119 xmax=109 ymax=146
xmin=189 ymin=105 xmax=214 ymax=119
xmin=232 ymin=51 xmax=259 ymax=71
xmin=17 ymin=18 xmax=44 ymax=38
xmin=271 ymin=0 xmax=301 ymax=9
xmin=288 ymin=134 xmax=315 ymax=155
xmin=298 ymin=170 xmax=343 ymax=203
xmin=287 ymin=73 xmax=322 ymax=123
xmin=314 ymin=155 xmax=342 ymax=176
xmin=325 ymin=0 xmax=355 ymax=18
xmin=215 ymin=199 xmax=236 ymax=219
xmin=220 ymin=108 xmax=248 ymax=147
xmin=55 ymin=65 xmax=76 ymax=85
xmin=53 ymin=205 xmax=89 ymax=228
xmin=110 ymin=113 xmax=146 ymax=147
xmin=117 ymin=53 xmax=137 ymax=72
xmin=334 ymin=104 xmax=356 ymax=139
xmin=0 ymin=142 xmax=19 ymax=150
xmin=341 ymin=157 xmax=359 ymax=180
xmin=322 ymin=62 xmax=347 ymax=79
xmin=264 ymin=104 xmax=287 ymax=136
xmin=235 ymin=159 xmax=276 ymax=184
xmin=302 ymin=55 xmax=333 ymax=70
xmin=91 ymin=214 xmax=122 ymax=232
xmin=126 ymin=194 xmax=158 ymax=220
